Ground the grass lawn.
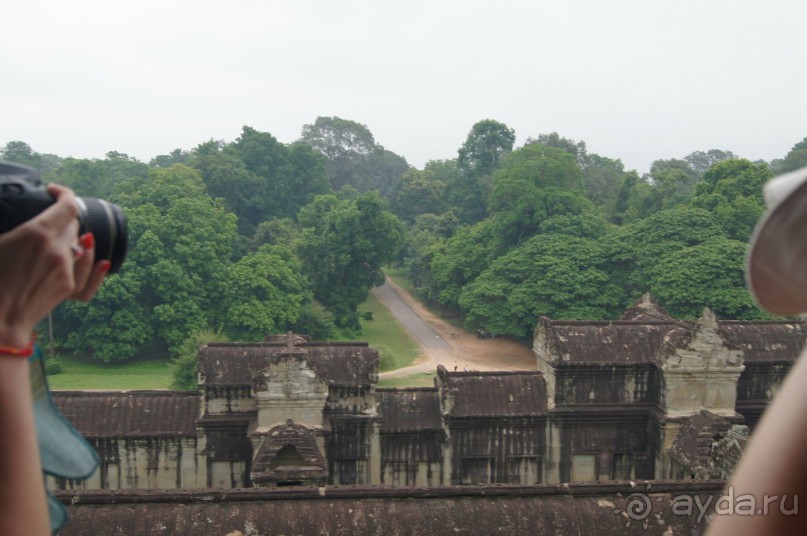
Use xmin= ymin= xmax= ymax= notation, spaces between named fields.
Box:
xmin=377 ymin=372 xmax=435 ymax=388
xmin=47 ymin=355 xmax=174 ymax=390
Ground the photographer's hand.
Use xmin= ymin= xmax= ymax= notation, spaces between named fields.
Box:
xmin=0 ymin=182 xmax=106 ymax=535
xmin=0 ymin=183 xmax=109 ymax=349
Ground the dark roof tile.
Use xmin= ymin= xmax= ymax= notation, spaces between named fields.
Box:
xmin=547 ymin=321 xmax=686 ymax=364
xmin=198 ymin=340 xmax=378 ymax=387
xmin=377 ymin=388 xmax=442 ymax=432
xmin=52 ymin=391 xmax=200 ymax=438
xmin=719 ymin=320 xmax=807 ymax=362
xmin=440 ymin=370 xmax=547 ymax=417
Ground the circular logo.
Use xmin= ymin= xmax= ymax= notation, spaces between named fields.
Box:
xmin=625 ymin=492 xmax=653 ymax=521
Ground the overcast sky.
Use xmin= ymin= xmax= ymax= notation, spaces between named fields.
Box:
xmin=1 ymin=0 xmax=805 ymax=174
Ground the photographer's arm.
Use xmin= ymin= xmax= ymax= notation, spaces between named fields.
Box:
xmin=0 ymin=184 xmax=108 ymax=535
xmin=0 ymin=359 xmax=50 ymax=535
xmin=706 ymin=349 xmax=807 ymax=535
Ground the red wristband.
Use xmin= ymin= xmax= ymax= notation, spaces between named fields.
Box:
xmin=0 ymin=336 xmax=35 ymax=357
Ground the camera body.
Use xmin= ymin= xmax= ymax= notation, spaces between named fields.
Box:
xmin=0 ymin=161 xmax=127 ymax=273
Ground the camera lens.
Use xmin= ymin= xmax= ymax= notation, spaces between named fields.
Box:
xmin=76 ymin=197 xmax=128 ymax=274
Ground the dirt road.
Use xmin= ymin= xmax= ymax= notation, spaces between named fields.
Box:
xmin=373 ymin=279 xmax=536 ymax=378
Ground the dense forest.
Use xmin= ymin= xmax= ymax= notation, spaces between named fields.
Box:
xmin=3 ymin=118 xmax=806 ymax=373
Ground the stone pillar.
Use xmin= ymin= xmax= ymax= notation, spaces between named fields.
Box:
xmin=656 ymin=421 xmax=682 ymax=479
xmin=543 ymin=420 xmax=562 ymax=483
xmin=368 ymin=418 xmax=382 ymax=485
xmin=533 ymin=316 xmax=557 ymax=410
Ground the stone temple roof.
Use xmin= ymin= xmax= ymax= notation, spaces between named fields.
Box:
xmin=198 ymin=338 xmax=378 ymax=388
xmin=544 ymin=320 xmax=684 ymax=365
xmin=376 ymin=388 xmax=442 ymax=433
xmin=52 ymin=391 xmax=200 ymax=438
xmin=719 ymin=320 xmax=807 ymax=362
xmin=55 ymin=481 xmax=725 ymax=536
xmin=538 ymin=294 xmax=807 ymax=365
xmin=437 ymin=367 xmax=547 ymax=417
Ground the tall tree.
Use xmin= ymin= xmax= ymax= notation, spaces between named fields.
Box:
xmin=525 ymin=132 xmax=590 ymax=168
xmin=226 ymin=126 xmax=330 ymax=221
xmin=684 ymin=149 xmax=737 ymax=177
xmin=390 ymin=168 xmax=446 ymax=223
xmin=428 ymin=220 xmax=497 ymax=310
xmin=646 ymin=158 xmax=700 ymax=210
xmin=446 ymin=120 xmax=515 ymax=224
xmin=300 ymin=116 xmax=408 ymax=196
xmin=218 ymin=245 xmax=311 ymax=340
xmin=150 ymin=148 xmax=191 ymax=168
xmin=581 ymin=154 xmax=627 ymax=216
xmin=611 ymin=170 xmax=656 ymax=224
xmin=400 ymin=211 xmax=459 ymax=303
xmin=487 ymin=144 xmax=586 ymax=251
xmin=457 ymin=119 xmax=516 ymax=178
xmin=190 ymin=127 xmax=329 ymax=237
xmin=297 ymin=191 xmax=404 ymax=330
xmin=191 ymin=148 xmax=265 ymax=235
xmin=777 ymin=137 xmax=807 ymax=173
xmin=690 ymin=158 xmax=770 ymax=242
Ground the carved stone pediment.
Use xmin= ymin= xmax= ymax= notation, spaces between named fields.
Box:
xmin=252 ymin=353 xmax=329 ymax=399
xmin=252 ymin=353 xmax=329 ymax=429
xmin=663 ymin=308 xmax=744 ymax=371
xmin=251 ymin=419 xmax=327 ymax=487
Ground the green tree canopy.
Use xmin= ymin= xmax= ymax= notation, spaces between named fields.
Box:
xmin=57 ymin=165 xmax=239 ymax=360
xmin=611 ymin=170 xmax=656 ymax=224
xmin=219 ymin=245 xmax=311 ymax=340
xmin=649 ymin=238 xmax=763 ymax=320
xmin=400 ymin=212 xmax=460 ymax=303
xmin=300 ymin=116 xmax=408 ymax=196
xmin=458 ymin=233 xmax=624 ymax=338
xmin=1 ymin=141 xmax=63 ymax=173
xmin=224 ymin=126 xmax=330 ymax=223
xmin=524 ymin=132 xmax=591 ymax=168
xmin=297 ymin=191 xmax=404 ymax=329
xmin=48 ymin=154 xmax=149 ymax=200
xmin=684 ymin=149 xmax=737 ymax=176
xmin=428 ymin=220 xmax=497 ymax=309
xmin=390 ymin=168 xmax=446 ymax=223
xmin=606 ymin=206 xmax=726 ymax=301
xmin=445 ymin=120 xmax=516 ymax=224
xmin=581 ymin=154 xmax=627 ymax=216
xmin=457 ymin=119 xmax=516 ymax=178
xmin=646 ymin=158 xmax=700 ymax=210
xmin=150 ymin=148 xmax=191 ymax=168
xmin=190 ymin=149 xmax=266 ymax=234
xmin=487 ymin=144 xmax=586 ymax=250
xmin=690 ymin=158 xmax=770 ymax=242
xmin=777 ymin=137 xmax=807 ymax=173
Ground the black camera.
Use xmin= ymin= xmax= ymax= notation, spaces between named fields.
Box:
xmin=0 ymin=161 xmax=127 ymax=273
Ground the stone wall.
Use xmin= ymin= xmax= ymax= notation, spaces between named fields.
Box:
xmin=54 ymin=481 xmax=727 ymax=536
